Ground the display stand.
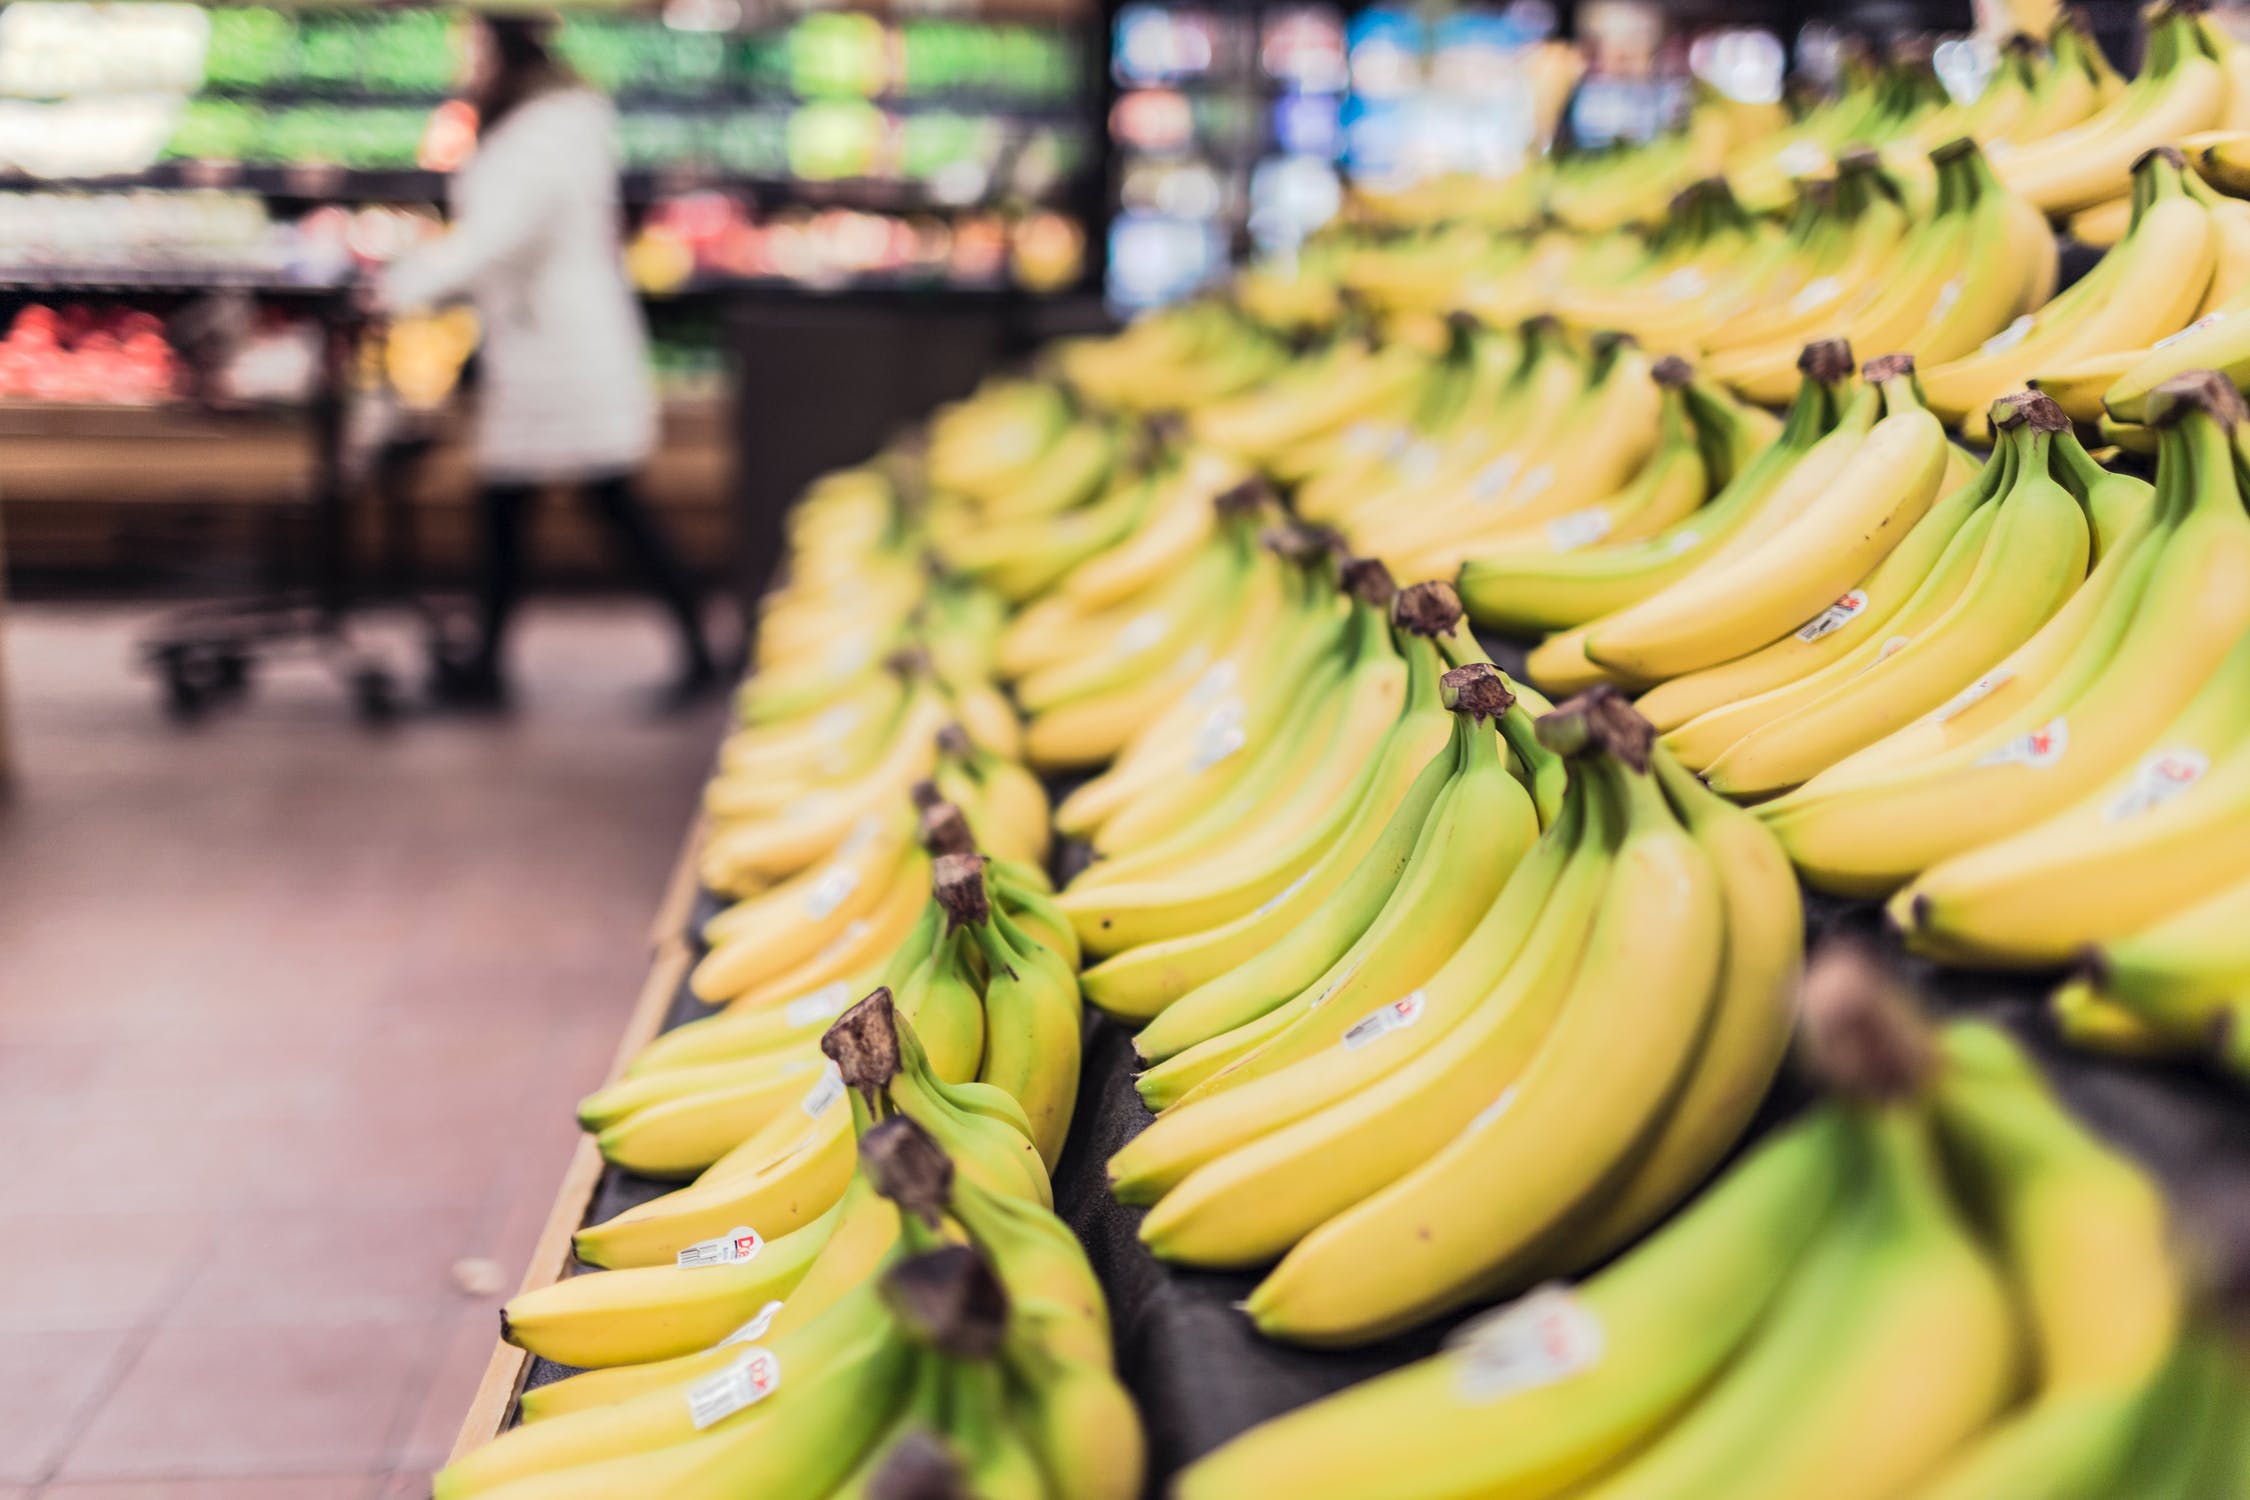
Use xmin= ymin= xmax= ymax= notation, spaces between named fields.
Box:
xmin=453 ymin=640 xmax=2250 ymax=1487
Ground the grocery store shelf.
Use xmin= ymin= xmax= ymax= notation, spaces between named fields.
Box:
xmin=0 ymin=266 xmax=350 ymax=295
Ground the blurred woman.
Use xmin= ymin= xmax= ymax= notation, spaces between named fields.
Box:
xmin=381 ymin=13 xmax=717 ymax=708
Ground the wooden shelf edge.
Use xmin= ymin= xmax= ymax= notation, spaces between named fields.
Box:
xmin=649 ymin=817 xmax=709 ymax=950
xmin=447 ymin=825 xmax=706 ymax=1465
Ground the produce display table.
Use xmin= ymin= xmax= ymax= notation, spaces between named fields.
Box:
xmin=454 ymin=641 xmax=2250 ymax=1485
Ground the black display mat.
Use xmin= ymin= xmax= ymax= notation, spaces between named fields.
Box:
xmin=514 ymin=629 xmax=2250 ymax=1494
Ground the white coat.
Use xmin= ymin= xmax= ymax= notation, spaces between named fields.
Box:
xmin=382 ymin=88 xmax=657 ymax=483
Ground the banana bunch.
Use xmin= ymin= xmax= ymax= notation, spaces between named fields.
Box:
xmin=573 ymin=880 xmax=1063 ymax=1270
xmin=702 ymin=570 xmax=1049 ymax=897
xmin=1118 ymin=655 xmax=1554 ymax=1112
xmin=2061 ymin=875 xmax=2250 ymax=1079
xmin=924 ymin=377 xmax=1072 ymax=503
xmin=1052 ymin=298 xmax=1290 ymax=411
xmin=1765 ymin=370 xmax=2250 ymax=899
xmin=1993 ymin=1 xmax=2236 ymax=217
xmin=1325 ymin=335 xmax=1689 ymax=581
xmin=445 ymin=1009 xmax=1140 ymax=1500
xmin=1064 ymin=582 xmax=1524 ymax=1024
xmin=1112 ymin=687 xmax=1801 ymax=1351
xmin=1174 ymin=947 xmax=2238 ymax=1500
xmin=1453 ymin=346 xmax=1849 ymax=639
xmin=505 ymin=990 xmax=1071 ymax=1380
xmin=1008 ymin=485 xmax=1336 ymax=772
xmin=1915 ymin=22 xmax=2117 ymax=160
xmin=1543 ymin=177 xmax=1787 ymax=355
xmin=1050 ymin=545 xmax=1399 ymax=872
xmin=1642 ymin=391 xmax=2132 ymax=800
xmin=596 ymin=812 xmax=1081 ymax=1177
xmin=1703 ymin=139 xmax=2055 ymax=407
xmin=1525 ymin=348 xmax=1956 ymax=695
xmin=1189 ymin=327 xmax=1437 ymax=472
xmin=1723 ymin=43 xmax=1950 ymax=213
xmin=2082 ymin=135 xmax=2250 ymax=417
xmin=1922 ymin=146 xmax=2219 ymax=435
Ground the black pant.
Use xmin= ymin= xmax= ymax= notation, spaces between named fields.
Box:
xmin=473 ymin=472 xmax=712 ymax=679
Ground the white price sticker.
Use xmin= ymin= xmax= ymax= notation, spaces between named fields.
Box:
xmin=1398 ymin=441 xmax=1444 ymax=484
xmin=2105 ymin=748 xmax=2209 ymax=821
xmin=716 ymin=1301 xmax=785 ymax=1350
xmin=1932 ymin=670 xmax=2012 ymax=723
xmin=1343 ymin=420 xmax=1394 ymax=456
xmin=1545 ymin=509 xmax=1612 ymax=553
xmin=1871 ymin=635 xmax=1913 ymax=666
xmin=783 ymin=982 xmax=853 ymax=1028
xmin=1976 ymin=717 xmax=2069 ymax=769
xmin=686 ymin=1347 xmax=781 ymax=1429
xmin=1190 ymin=718 xmax=1248 ymax=772
xmin=1187 ymin=659 xmax=1240 ymax=709
xmin=1664 ymin=529 xmax=1704 ymax=557
xmin=1659 ymin=268 xmax=1708 ymax=303
xmin=813 ymin=702 xmax=862 ymax=745
xmin=1452 ymin=1284 xmax=1605 ymax=1401
xmin=1115 ymin=612 xmax=1169 ymax=655
xmin=1510 ymin=465 xmax=1555 ymax=506
xmin=678 ymin=1226 xmax=764 ymax=1270
xmin=836 ymin=815 xmax=884 ymax=860
xmin=1776 ymin=141 xmax=1829 ymax=177
xmin=1794 ymin=589 xmax=1869 ymax=642
xmin=1341 ymin=990 xmax=1428 ymax=1052
xmin=1929 ymin=276 xmax=1964 ymax=321
xmin=1788 ymin=276 xmax=1843 ymax=316
xmin=800 ymin=864 xmax=861 ymax=920
xmin=1472 ymin=453 xmax=1522 ymax=500
xmin=800 ymin=1061 xmax=846 ymax=1120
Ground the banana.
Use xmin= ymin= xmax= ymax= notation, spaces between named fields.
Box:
xmin=1527 ymin=748 xmax=1801 ymax=1272
xmin=1700 ymin=396 xmax=2092 ymax=798
xmin=1127 ymin=656 xmax=1529 ymax=1074
xmin=1461 ymin=342 xmax=1855 ymax=638
xmin=500 ymin=1201 xmax=839 ymax=1370
xmin=1584 ymin=354 xmax=1947 ymax=684
xmin=691 ymin=831 xmax=932 ymax=1007
xmin=1569 ymin=1108 xmax=2019 ymax=1500
xmin=2083 ymin=871 xmax=2250 ymax=1066
xmin=1244 ymin=694 xmax=1725 ymax=1346
xmin=1766 ymin=372 xmax=2250 ymax=897
xmin=1902 ymin=1021 xmax=2181 ymax=1500
xmin=1171 ymin=1111 xmax=1852 ymax=1500
xmin=1922 ymin=147 xmax=2218 ymax=429
xmin=939 ymin=853 xmax=1082 ymax=1171
xmin=1071 ymin=596 xmax=1456 ymax=1017
xmin=1132 ymin=663 xmax=1542 ymax=1108
xmin=1119 ymin=758 xmax=1605 ymax=1264
xmin=1892 ymin=617 xmax=2250 ymax=965
xmin=436 ymin=1268 xmax=905 ymax=1498
xmin=1636 ymin=415 xmax=2014 ymax=735
xmin=1993 ymin=10 xmax=2228 ymax=216
xmin=1056 ymin=568 xmax=1408 ymax=946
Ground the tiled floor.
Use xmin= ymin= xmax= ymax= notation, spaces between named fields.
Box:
xmin=0 ymin=602 xmax=722 ymax=1498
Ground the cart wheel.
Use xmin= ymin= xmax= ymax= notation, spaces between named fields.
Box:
xmin=212 ymin=650 xmax=252 ymax=698
xmin=160 ymin=658 xmax=208 ymax=722
xmin=352 ymin=666 xmax=399 ymax=726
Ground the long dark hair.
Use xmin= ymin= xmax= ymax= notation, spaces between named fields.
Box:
xmin=475 ymin=14 xmax=578 ymax=131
